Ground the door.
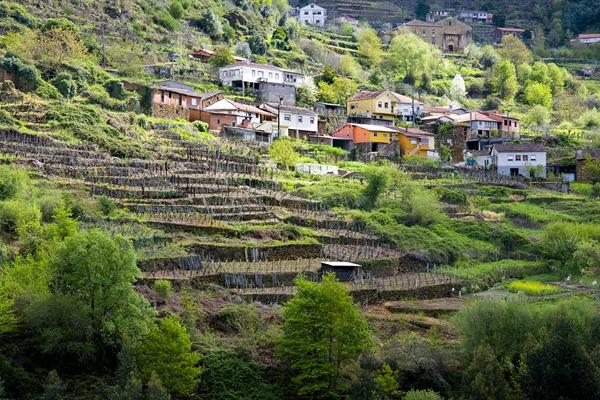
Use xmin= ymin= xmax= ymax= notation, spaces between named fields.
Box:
xmin=510 ymin=168 xmax=519 ymax=177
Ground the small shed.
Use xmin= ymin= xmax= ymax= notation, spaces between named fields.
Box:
xmin=318 ymin=261 xmax=362 ymax=282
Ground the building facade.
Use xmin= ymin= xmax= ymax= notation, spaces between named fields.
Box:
xmin=150 ymin=80 xmax=223 ymax=122
xmin=260 ymin=103 xmax=318 ymax=139
xmin=492 ymin=27 xmax=526 ymax=43
xmin=390 ymin=17 xmax=472 ymax=52
xmin=491 ymin=143 xmax=546 ymax=178
xmin=298 ymin=3 xmax=327 ymax=27
xmin=458 ymin=10 xmax=493 ymax=24
xmin=575 ymin=34 xmax=600 ymax=45
xmin=219 ymin=62 xmax=307 ymax=91
xmin=202 ymin=99 xmax=276 ymax=132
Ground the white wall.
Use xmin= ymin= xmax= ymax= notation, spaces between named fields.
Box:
xmin=492 ymin=150 xmax=546 ymax=168
xmin=299 ymin=4 xmax=326 ymax=27
xmin=280 ymin=111 xmax=318 ymax=133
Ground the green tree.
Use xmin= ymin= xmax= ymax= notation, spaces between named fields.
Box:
xmin=169 ymin=1 xmax=184 ymax=19
xmin=362 ymin=165 xmax=392 ymax=209
xmin=523 ymin=105 xmax=551 ymax=134
xmin=41 ymin=370 xmax=65 ymax=400
xmin=268 ymin=138 xmax=300 ymax=170
xmin=373 ymin=363 xmax=400 ymax=399
xmin=317 ymin=77 xmax=357 ymax=105
xmin=547 ymin=63 xmax=566 ymax=94
xmin=518 ymin=315 xmax=600 ymax=400
xmin=383 ymin=33 xmax=441 ymax=86
xmin=135 ymin=317 xmax=201 ymax=397
xmin=50 ymin=230 xmax=152 ymax=346
xmin=496 ymin=35 xmax=533 ymax=65
xmin=403 ymin=389 xmax=442 ymax=400
xmin=524 ymin=82 xmax=552 ymax=108
xmin=516 ymin=63 xmax=532 ymax=85
xmin=529 ymin=61 xmax=551 ymax=86
xmin=581 ymin=155 xmax=600 ymax=184
xmin=356 ymin=27 xmax=383 ymax=66
xmin=415 ymin=0 xmax=430 ymax=20
xmin=210 ymin=46 xmax=234 ymax=67
xmin=490 ymin=59 xmax=518 ymax=100
xmin=277 ymin=273 xmax=371 ymax=397
xmin=461 ymin=344 xmax=512 ymax=400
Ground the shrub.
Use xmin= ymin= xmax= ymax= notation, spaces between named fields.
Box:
xmin=104 ymin=79 xmax=125 ymax=99
xmin=405 ymin=188 xmax=443 ymax=226
xmin=0 ymin=200 xmax=41 ymax=235
xmin=212 ymin=304 xmax=260 ymax=334
xmin=153 ymin=10 xmax=178 ymax=31
xmin=403 ymin=389 xmax=442 ymax=400
xmin=0 ymin=166 xmax=28 ymax=200
xmin=436 ymin=187 xmax=468 ymax=205
xmin=506 ymin=280 xmax=561 ymax=296
xmin=0 ymin=52 xmax=43 ymax=91
xmin=169 ymin=1 xmax=184 ymax=19
xmin=192 ymin=120 xmax=208 ymax=132
xmin=36 ymin=81 xmax=62 ymax=99
xmin=269 ymin=138 xmax=300 ymax=170
xmin=97 ymin=196 xmax=116 ymax=216
xmin=50 ymin=73 xmax=77 ymax=99
xmin=153 ymin=279 xmax=173 ymax=299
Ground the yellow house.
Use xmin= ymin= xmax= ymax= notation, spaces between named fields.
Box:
xmin=397 ymin=127 xmax=435 ymax=157
xmin=346 ymin=90 xmax=400 ymax=126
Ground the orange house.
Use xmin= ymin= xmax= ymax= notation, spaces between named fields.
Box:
xmin=397 ymin=127 xmax=435 ymax=157
xmin=332 ymin=123 xmax=398 ymax=152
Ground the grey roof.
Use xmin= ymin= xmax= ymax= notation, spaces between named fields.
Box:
xmin=152 ymin=81 xmax=222 ymax=99
xmin=262 ymin=103 xmax=317 ymax=116
xmin=153 ymin=80 xmax=194 ymax=91
xmin=576 ymin=149 xmax=600 ymax=160
xmin=493 ymin=143 xmax=545 ymax=153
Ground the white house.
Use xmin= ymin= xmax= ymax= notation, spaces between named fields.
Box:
xmin=298 ymin=3 xmax=327 ymax=27
xmin=260 ymin=103 xmax=318 ymax=139
xmin=458 ymin=10 xmax=493 ymax=24
xmin=219 ymin=61 xmax=307 ymax=90
xmin=491 ymin=143 xmax=546 ymax=178
xmin=575 ymin=33 xmax=600 ymax=45
xmin=391 ymin=92 xmax=424 ymax=122
xmin=204 ymin=99 xmax=276 ymax=126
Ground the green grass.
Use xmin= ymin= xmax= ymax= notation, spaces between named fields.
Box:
xmin=441 ymin=259 xmax=549 ymax=285
xmin=506 ymin=280 xmax=561 ymax=296
xmin=490 ymin=202 xmax=577 ymax=225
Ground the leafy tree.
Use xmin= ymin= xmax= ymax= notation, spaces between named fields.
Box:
xmin=516 ymin=63 xmax=532 ymax=85
xmin=41 ymin=370 xmax=65 ymax=400
xmin=50 ymin=229 xmax=153 ymax=346
xmin=490 ymin=60 xmax=518 ymax=100
xmin=403 ymin=389 xmax=442 ymax=400
xmin=547 ymin=63 xmax=566 ymax=94
xmin=461 ymin=344 xmax=512 ymax=400
xmin=0 ymin=165 xmax=28 ymax=200
xmin=277 ymin=273 xmax=371 ymax=397
xmin=383 ymin=33 xmax=441 ymax=86
xmin=146 ymin=371 xmax=171 ymax=400
xmin=362 ymin=165 xmax=392 ymax=209
xmin=317 ymin=77 xmax=358 ymax=105
xmin=210 ymin=46 xmax=234 ymax=67
xmin=135 ymin=317 xmax=201 ymax=397
xmin=234 ymin=41 xmax=252 ymax=59
xmin=529 ymin=61 xmax=551 ymax=86
xmin=268 ymin=138 xmax=300 ymax=170
xmin=296 ymin=83 xmax=317 ymax=108
xmin=271 ymin=26 xmax=291 ymax=50
xmin=518 ymin=315 xmax=600 ymax=400
xmin=496 ymin=35 xmax=532 ymax=66
xmin=169 ymin=1 xmax=184 ymax=19
xmin=50 ymin=73 xmax=77 ymax=99
xmin=524 ymin=82 xmax=552 ymax=108
xmin=373 ymin=363 xmax=400 ymax=399
xmin=249 ymin=33 xmax=268 ymax=55
xmin=523 ymin=105 xmax=551 ymax=134
xmin=194 ymin=10 xmax=223 ymax=39
xmin=449 ymin=74 xmax=466 ymax=101
xmin=581 ymin=155 xmax=600 ymax=184
xmin=340 ymin=54 xmax=361 ymax=78
xmin=415 ymin=0 xmax=430 ymax=20
xmin=356 ymin=27 xmax=383 ymax=66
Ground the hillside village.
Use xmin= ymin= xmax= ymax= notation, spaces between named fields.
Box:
xmin=1 ymin=0 xmax=600 ymax=399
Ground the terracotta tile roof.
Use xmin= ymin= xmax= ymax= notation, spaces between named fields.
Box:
xmin=450 ymin=111 xmax=499 ymax=123
xmin=349 ymin=90 xmax=386 ymax=101
xmin=577 ymin=33 xmax=600 ymax=39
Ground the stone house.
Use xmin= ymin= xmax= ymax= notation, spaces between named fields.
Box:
xmin=388 ymin=17 xmax=472 ymax=52
xmin=492 ymin=27 xmax=526 ymax=43
xmin=150 ymin=80 xmax=223 ymax=122
xmin=491 ymin=143 xmax=546 ymax=178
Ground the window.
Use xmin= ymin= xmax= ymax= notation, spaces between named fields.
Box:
xmin=316 ymin=20 xmax=320 ymax=23
xmin=515 ymin=155 xmax=521 ymax=161
xmin=178 ymin=95 xmax=183 ymax=106
xmin=269 ymin=72 xmax=273 ymax=78
xmin=350 ymin=104 xmax=356 ymax=110
xmin=284 ymin=114 xmax=291 ymax=121
xmin=504 ymin=120 xmax=508 ymax=126
xmin=252 ymin=70 xmax=256 ymax=77
xmin=410 ymin=138 xmax=417 ymax=144
xmin=168 ymin=91 xmax=172 ymax=99
xmin=531 ymin=155 xmax=537 ymax=161
xmin=191 ymin=98 xmax=197 ymax=106
xmin=161 ymin=90 xmax=165 ymax=102
xmin=384 ymin=102 xmax=388 ymax=108
xmin=310 ymin=117 xmax=315 ymax=124
xmin=508 ymin=155 xmax=514 ymax=161
xmin=258 ymin=71 xmax=264 ymax=77
xmin=378 ymin=102 xmax=382 ymax=108
xmin=298 ymin=115 xmax=303 ymax=122
xmin=373 ymin=132 xmax=378 ymax=137
xmin=523 ymin=155 xmax=529 ymax=161
xmin=275 ymin=73 xmax=279 ymax=79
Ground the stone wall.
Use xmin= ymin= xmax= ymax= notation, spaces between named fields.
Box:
xmin=151 ymin=102 xmax=190 ymax=120
xmin=257 ymin=82 xmax=296 ymax=105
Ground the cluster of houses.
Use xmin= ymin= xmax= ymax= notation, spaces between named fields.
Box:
xmin=151 ymin=61 xmax=559 ymax=179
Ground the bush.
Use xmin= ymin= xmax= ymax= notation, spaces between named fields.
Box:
xmin=97 ymin=196 xmax=116 ymax=216
xmin=405 ymin=189 xmax=443 ymax=226
xmin=403 ymin=390 xmax=442 ymax=400
xmin=36 ymin=81 xmax=62 ymax=99
xmin=0 ymin=52 xmax=42 ymax=91
xmin=436 ymin=187 xmax=468 ymax=205
xmin=212 ymin=304 xmax=260 ymax=334
xmin=50 ymin=73 xmax=77 ymax=99
xmin=192 ymin=120 xmax=208 ymax=132
xmin=0 ymin=166 xmax=28 ymax=200
xmin=0 ymin=200 xmax=41 ymax=235
xmin=153 ymin=279 xmax=173 ymax=299
xmin=104 ymin=79 xmax=125 ymax=99
xmin=153 ymin=10 xmax=178 ymax=31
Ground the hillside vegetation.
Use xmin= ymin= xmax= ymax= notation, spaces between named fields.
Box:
xmin=1 ymin=1 xmax=600 ymax=400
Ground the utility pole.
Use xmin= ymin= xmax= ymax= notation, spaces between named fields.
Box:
xmin=277 ymin=96 xmax=283 ymax=139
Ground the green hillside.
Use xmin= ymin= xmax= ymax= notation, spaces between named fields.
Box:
xmin=1 ymin=0 xmax=600 ymax=399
